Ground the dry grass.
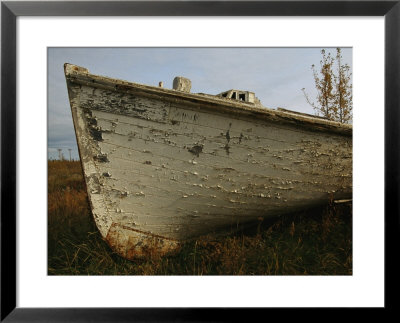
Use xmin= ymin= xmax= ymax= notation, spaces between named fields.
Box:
xmin=48 ymin=160 xmax=352 ymax=275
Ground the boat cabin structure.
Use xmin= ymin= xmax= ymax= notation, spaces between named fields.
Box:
xmin=217 ymin=89 xmax=258 ymax=104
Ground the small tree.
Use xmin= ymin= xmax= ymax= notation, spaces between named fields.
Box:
xmin=334 ymin=48 xmax=352 ymax=123
xmin=302 ymin=48 xmax=352 ymax=123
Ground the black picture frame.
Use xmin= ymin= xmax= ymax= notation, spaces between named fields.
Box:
xmin=1 ymin=1 xmax=398 ymax=321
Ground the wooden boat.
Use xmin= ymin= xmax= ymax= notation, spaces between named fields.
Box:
xmin=64 ymin=63 xmax=352 ymax=259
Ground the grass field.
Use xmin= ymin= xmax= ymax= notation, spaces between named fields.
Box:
xmin=48 ymin=160 xmax=352 ymax=275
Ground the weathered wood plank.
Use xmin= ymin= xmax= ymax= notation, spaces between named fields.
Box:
xmin=97 ymin=139 xmax=351 ymax=187
xmin=94 ymin=115 xmax=352 ymax=168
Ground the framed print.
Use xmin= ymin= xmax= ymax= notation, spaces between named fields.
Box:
xmin=1 ymin=1 xmax=399 ymax=321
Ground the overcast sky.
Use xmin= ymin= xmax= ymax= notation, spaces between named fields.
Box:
xmin=48 ymin=47 xmax=352 ymax=160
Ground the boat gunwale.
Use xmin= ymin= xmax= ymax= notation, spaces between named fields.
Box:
xmin=64 ymin=63 xmax=352 ymax=137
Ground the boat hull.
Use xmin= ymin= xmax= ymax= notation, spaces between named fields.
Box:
xmin=65 ymin=64 xmax=352 ymax=258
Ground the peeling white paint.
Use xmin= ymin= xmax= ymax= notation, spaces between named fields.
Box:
xmin=65 ymin=63 xmax=352 ymax=259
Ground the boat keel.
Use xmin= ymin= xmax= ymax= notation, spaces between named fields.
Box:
xmin=105 ymin=222 xmax=180 ymax=259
